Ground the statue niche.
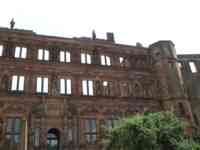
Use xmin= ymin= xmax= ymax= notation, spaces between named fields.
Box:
xmin=120 ymin=81 xmax=129 ymax=97
xmin=1 ymin=75 xmax=9 ymax=92
xmin=95 ymin=80 xmax=101 ymax=96
xmin=52 ymin=74 xmax=58 ymax=96
xmin=132 ymin=82 xmax=143 ymax=97
xmin=144 ymin=84 xmax=155 ymax=98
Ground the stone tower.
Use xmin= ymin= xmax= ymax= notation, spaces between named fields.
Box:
xmin=149 ymin=41 xmax=193 ymax=122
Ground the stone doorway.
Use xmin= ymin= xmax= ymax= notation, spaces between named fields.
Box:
xmin=47 ymin=128 xmax=60 ymax=150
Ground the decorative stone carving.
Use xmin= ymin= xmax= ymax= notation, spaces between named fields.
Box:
xmin=92 ymin=30 xmax=96 ymax=40
xmin=132 ymin=81 xmax=143 ymax=97
xmin=51 ymin=73 xmax=58 ymax=96
xmin=95 ymin=80 xmax=101 ymax=96
xmin=120 ymin=81 xmax=129 ymax=97
xmin=1 ymin=75 xmax=9 ymax=92
xmin=3 ymin=104 xmax=27 ymax=114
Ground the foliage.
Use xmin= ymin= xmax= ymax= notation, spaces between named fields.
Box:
xmin=175 ymin=138 xmax=200 ymax=150
xmin=105 ymin=111 xmax=200 ymax=150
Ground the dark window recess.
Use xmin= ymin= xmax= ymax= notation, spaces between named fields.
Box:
xmin=178 ymin=103 xmax=186 ymax=116
xmin=5 ymin=118 xmax=22 ymax=144
xmin=85 ymin=119 xmax=97 ymax=144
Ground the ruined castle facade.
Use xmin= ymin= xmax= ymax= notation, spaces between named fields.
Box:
xmin=0 ymin=27 xmax=198 ymax=150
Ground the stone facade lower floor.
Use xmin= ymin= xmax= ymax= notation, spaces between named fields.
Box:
xmin=0 ymin=96 xmax=194 ymax=150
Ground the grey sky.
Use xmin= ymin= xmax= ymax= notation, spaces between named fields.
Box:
xmin=0 ymin=0 xmax=200 ymax=54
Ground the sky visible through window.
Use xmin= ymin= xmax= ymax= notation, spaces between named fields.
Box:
xmin=0 ymin=0 xmax=200 ymax=54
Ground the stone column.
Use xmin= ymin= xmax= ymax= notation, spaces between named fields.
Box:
xmin=74 ymin=116 xmax=80 ymax=150
xmin=51 ymin=73 xmax=58 ymax=96
xmin=62 ymin=117 xmax=68 ymax=150
xmin=71 ymin=48 xmax=81 ymax=64
xmin=62 ymin=99 xmax=69 ymax=150
xmin=40 ymin=117 xmax=47 ymax=150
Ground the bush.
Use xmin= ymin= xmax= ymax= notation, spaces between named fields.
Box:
xmin=105 ymin=112 xmax=200 ymax=150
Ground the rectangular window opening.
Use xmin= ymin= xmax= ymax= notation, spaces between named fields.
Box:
xmin=15 ymin=47 xmax=27 ymax=59
xmin=36 ymin=77 xmax=48 ymax=94
xmin=38 ymin=49 xmax=49 ymax=61
xmin=189 ymin=61 xmax=197 ymax=73
xmin=60 ymin=51 xmax=71 ymax=63
xmin=102 ymin=81 xmax=112 ymax=96
xmin=85 ymin=119 xmax=97 ymax=144
xmin=38 ymin=49 xmax=43 ymax=60
xmin=119 ymin=57 xmax=124 ymax=64
xmin=82 ymin=80 xmax=94 ymax=96
xmin=5 ymin=118 xmax=22 ymax=144
xmin=60 ymin=78 xmax=71 ymax=95
xmin=44 ymin=50 xmax=49 ymax=61
xmin=0 ymin=45 xmax=3 ymax=56
xmin=106 ymin=56 xmax=111 ymax=66
xmin=101 ymin=55 xmax=106 ymax=65
xmin=33 ymin=128 xmax=40 ymax=147
xmin=66 ymin=51 xmax=71 ymax=62
xmin=11 ymin=75 xmax=25 ymax=92
xmin=103 ymin=81 xmax=108 ymax=87
xmin=81 ymin=53 xmax=92 ymax=64
xmin=101 ymin=55 xmax=111 ymax=66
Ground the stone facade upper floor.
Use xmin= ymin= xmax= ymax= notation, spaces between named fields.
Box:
xmin=0 ymin=27 xmax=160 ymax=100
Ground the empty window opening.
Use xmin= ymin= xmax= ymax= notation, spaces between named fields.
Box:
xmin=15 ymin=46 xmax=27 ymax=59
xmin=60 ymin=79 xmax=71 ymax=95
xmin=189 ymin=61 xmax=197 ymax=73
xmin=0 ymin=45 xmax=3 ymax=56
xmin=119 ymin=57 xmax=124 ymax=64
xmin=103 ymin=81 xmax=108 ymax=87
xmin=11 ymin=75 xmax=24 ymax=91
xmin=47 ymin=128 xmax=60 ymax=150
xmin=81 ymin=53 xmax=92 ymax=64
xmin=36 ymin=77 xmax=48 ymax=94
xmin=85 ymin=119 xmax=97 ymax=144
xmin=102 ymin=81 xmax=112 ymax=96
xmin=101 ymin=55 xmax=111 ymax=66
xmin=82 ymin=80 xmax=94 ymax=96
xmin=38 ymin=49 xmax=49 ymax=61
xmin=60 ymin=51 xmax=71 ymax=63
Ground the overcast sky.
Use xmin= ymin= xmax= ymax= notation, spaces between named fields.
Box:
xmin=0 ymin=0 xmax=200 ymax=54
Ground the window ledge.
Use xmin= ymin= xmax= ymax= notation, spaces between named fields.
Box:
xmin=60 ymin=94 xmax=72 ymax=96
xmin=8 ymin=91 xmax=25 ymax=95
xmin=35 ymin=92 xmax=48 ymax=96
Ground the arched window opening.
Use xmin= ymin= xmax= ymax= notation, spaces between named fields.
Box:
xmin=47 ymin=128 xmax=60 ymax=150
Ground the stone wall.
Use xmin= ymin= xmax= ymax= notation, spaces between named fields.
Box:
xmin=0 ymin=27 xmax=194 ymax=150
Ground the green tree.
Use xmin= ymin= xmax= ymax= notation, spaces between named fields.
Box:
xmin=105 ymin=112 xmax=200 ymax=150
xmin=176 ymin=138 xmax=200 ymax=150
